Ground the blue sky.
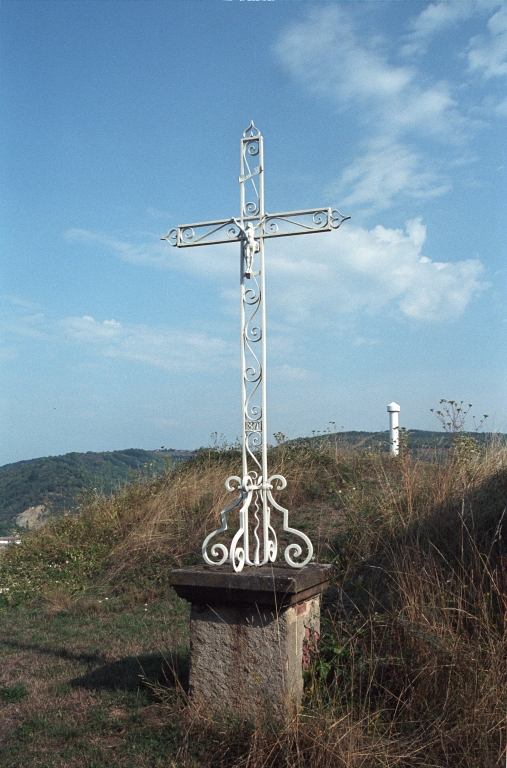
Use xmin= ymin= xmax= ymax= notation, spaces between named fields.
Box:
xmin=1 ymin=0 xmax=506 ymax=465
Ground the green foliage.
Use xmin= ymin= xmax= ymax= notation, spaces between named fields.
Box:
xmin=0 ymin=683 xmax=28 ymax=703
xmin=0 ymin=512 xmax=118 ymax=606
xmin=0 ymin=520 xmax=20 ymax=536
xmin=3 ymin=432 xmax=503 ymax=535
xmin=0 ymin=448 xmax=192 ymax=528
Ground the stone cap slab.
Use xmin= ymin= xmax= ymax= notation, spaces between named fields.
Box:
xmin=170 ymin=562 xmax=333 ymax=608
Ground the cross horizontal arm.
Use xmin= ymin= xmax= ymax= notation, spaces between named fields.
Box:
xmin=161 ymin=209 xmax=350 ymax=249
xmin=161 ymin=218 xmax=241 ymax=248
xmin=262 ymin=208 xmax=350 ymax=240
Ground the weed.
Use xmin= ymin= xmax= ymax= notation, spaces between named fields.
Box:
xmin=430 ymin=398 xmax=489 ymax=435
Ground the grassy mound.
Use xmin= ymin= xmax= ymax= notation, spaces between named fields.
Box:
xmin=1 ymin=437 xmax=506 ymax=766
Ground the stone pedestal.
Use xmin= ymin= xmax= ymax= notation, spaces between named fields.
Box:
xmin=169 ymin=563 xmax=332 ymax=717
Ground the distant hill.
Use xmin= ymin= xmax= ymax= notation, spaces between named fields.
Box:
xmin=292 ymin=429 xmax=503 ymax=459
xmin=1 ymin=432 xmax=502 ymax=535
xmin=294 ymin=429 xmax=457 ymax=451
xmin=0 ymin=448 xmax=193 ymax=534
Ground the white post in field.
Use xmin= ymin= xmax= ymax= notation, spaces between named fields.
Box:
xmin=387 ymin=402 xmax=401 ymax=456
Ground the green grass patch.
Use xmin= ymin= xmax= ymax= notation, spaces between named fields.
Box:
xmin=0 ymin=683 xmax=28 ymax=703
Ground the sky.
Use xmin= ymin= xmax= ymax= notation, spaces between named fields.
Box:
xmin=1 ymin=0 xmax=506 ymax=466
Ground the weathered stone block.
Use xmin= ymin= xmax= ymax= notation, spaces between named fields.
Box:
xmin=170 ymin=563 xmax=332 ymax=717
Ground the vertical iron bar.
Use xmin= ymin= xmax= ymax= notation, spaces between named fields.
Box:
xmin=240 ymin=134 xmax=247 ymax=483
xmin=257 ymin=135 xmax=269 ymax=559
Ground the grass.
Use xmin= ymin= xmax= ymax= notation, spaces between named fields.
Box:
xmin=0 ymin=598 xmax=190 ymax=767
xmin=0 ymin=434 xmax=506 ymax=766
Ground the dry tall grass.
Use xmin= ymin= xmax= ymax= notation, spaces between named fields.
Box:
xmin=1 ymin=436 xmax=506 ymax=765
xmin=112 ymin=437 xmax=507 ymax=766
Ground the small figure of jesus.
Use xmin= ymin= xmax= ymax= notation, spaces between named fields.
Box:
xmin=233 ymin=219 xmax=260 ymax=276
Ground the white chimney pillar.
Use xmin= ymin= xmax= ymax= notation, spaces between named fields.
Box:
xmin=387 ymin=402 xmax=401 ymax=456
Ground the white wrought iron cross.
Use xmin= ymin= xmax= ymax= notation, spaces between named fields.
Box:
xmin=162 ymin=122 xmax=349 ymax=572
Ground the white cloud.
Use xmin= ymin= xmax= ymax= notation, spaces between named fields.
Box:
xmin=1 ymin=294 xmax=42 ymax=310
xmin=330 ymin=137 xmax=451 ymax=216
xmin=63 ymin=219 xmax=488 ymax=327
xmin=265 ymin=219 xmax=487 ymax=324
xmin=1 ymin=299 xmax=235 ymax=373
xmin=495 ymin=95 xmax=507 ymax=116
xmin=65 ymin=229 xmax=170 ymax=268
xmin=58 ymin=315 xmax=233 ymax=371
xmin=0 ymin=297 xmax=48 ymax=346
xmin=270 ymin=364 xmax=310 ymax=382
xmin=275 ymin=7 xmax=413 ymax=106
xmin=401 ymin=1 xmax=479 ymax=56
xmin=275 ymin=4 xmax=503 ymax=213
xmin=401 ymin=3 xmax=507 ymax=116
xmin=353 ymin=337 xmax=381 ymax=348
xmin=65 ymin=227 xmax=235 ymax=279
xmin=2 ymin=313 xmax=48 ymax=340
xmin=275 ymin=6 xmax=464 ymax=140
xmin=59 ymin=315 xmax=123 ymax=342
xmin=468 ymin=4 xmax=507 ymax=78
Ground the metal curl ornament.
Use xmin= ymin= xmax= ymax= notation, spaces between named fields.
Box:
xmin=162 ymin=228 xmax=178 ymax=246
xmin=201 ymin=475 xmax=244 ymax=566
xmin=264 ymin=219 xmax=279 ymax=235
xmin=162 ymin=123 xmax=350 ymax=571
xmin=244 ymin=201 xmax=259 ymax=217
xmin=245 ymin=140 xmax=260 ymax=157
xmin=244 ymin=286 xmax=260 ymax=305
xmin=181 ymin=226 xmax=195 ymax=243
xmin=266 ymin=475 xmax=314 ymax=568
xmin=246 ymin=404 xmax=262 ymax=420
xmin=312 ymin=211 xmax=327 ymax=228
xmin=331 ymin=209 xmax=351 ymax=229
xmin=246 ymin=325 xmax=261 ymax=342
xmin=245 ymin=365 xmax=261 ymax=383
xmin=243 ymin=121 xmax=261 ymax=139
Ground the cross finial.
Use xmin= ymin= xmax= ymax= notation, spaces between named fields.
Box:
xmin=243 ymin=121 xmax=260 ymax=138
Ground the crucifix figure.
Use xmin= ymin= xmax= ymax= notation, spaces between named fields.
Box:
xmin=232 ymin=219 xmax=259 ymax=276
xmin=162 ymin=122 xmax=350 ymax=572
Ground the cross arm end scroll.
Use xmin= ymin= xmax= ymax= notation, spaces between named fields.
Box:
xmin=331 ymin=209 xmax=351 ymax=229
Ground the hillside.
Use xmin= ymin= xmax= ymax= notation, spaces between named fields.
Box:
xmin=289 ymin=428 xmax=502 ymax=461
xmin=0 ymin=438 xmax=505 ymax=764
xmin=293 ymin=428 xmax=453 ymax=452
xmin=1 ymin=431 xmax=501 ymax=535
xmin=0 ymin=448 xmax=193 ymax=534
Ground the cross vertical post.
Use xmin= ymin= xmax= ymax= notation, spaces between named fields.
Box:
xmin=162 ymin=122 xmax=349 ymax=572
